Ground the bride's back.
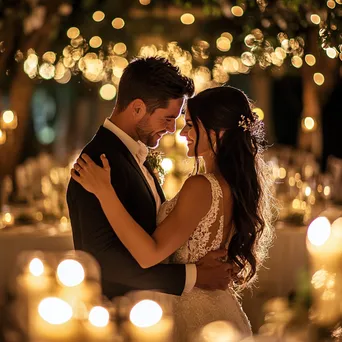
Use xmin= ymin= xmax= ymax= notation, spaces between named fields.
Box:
xmin=158 ymin=173 xmax=234 ymax=264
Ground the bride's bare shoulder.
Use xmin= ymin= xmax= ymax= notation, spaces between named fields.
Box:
xmin=176 ymin=175 xmax=213 ymax=208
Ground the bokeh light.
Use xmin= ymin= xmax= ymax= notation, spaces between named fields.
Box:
xmin=29 ymin=258 xmax=44 ymax=277
xmin=88 ymin=306 xmax=109 ymax=327
xmin=216 ymin=37 xmax=231 ymax=52
xmin=89 ymin=36 xmax=102 ymax=49
xmin=38 ymin=298 xmax=72 ymax=325
xmin=113 ymin=42 xmax=127 ymax=55
xmin=180 ymin=13 xmax=195 ymax=25
xmin=93 ymin=11 xmax=105 ymax=22
xmin=112 ymin=18 xmax=125 ymax=29
xmin=327 ymin=0 xmax=336 ymax=9
xmin=307 ymin=217 xmax=331 ymax=247
xmin=313 ymin=73 xmax=325 ymax=86
xmin=130 ymin=300 xmax=163 ymax=328
xmin=231 ymin=6 xmax=244 ymax=17
xmin=99 ymin=84 xmax=117 ymax=100
xmin=67 ymin=27 xmax=80 ymax=39
xmin=302 ymin=116 xmax=316 ymax=131
xmin=291 ymin=56 xmax=303 ymax=68
xmin=305 ymin=54 xmax=316 ymax=66
xmin=2 ymin=110 xmax=14 ymax=124
xmin=57 ymin=259 xmax=85 ymax=287
xmin=326 ymin=47 xmax=337 ymax=59
xmin=161 ymin=158 xmax=174 ymax=173
xmin=42 ymin=51 xmax=56 ymax=64
xmin=310 ymin=14 xmax=321 ymax=25
xmin=253 ymin=108 xmax=264 ymax=120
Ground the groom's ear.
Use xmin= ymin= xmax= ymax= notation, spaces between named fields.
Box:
xmin=131 ymin=99 xmax=147 ymax=120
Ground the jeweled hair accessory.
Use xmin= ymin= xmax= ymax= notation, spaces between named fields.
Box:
xmin=238 ymin=111 xmax=266 ymax=146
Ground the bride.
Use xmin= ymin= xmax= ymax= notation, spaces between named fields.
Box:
xmin=71 ymin=85 xmax=275 ymax=341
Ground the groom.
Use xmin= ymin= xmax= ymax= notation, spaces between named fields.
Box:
xmin=67 ymin=57 xmax=233 ymax=299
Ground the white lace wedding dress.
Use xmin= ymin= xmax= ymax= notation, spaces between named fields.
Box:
xmin=157 ymin=173 xmax=252 ymax=341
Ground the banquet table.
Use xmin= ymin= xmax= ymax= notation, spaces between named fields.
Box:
xmin=0 ymin=223 xmax=73 ymax=306
xmin=242 ymin=221 xmax=309 ymax=332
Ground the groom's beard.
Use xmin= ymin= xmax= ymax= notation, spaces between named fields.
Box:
xmin=136 ymin=118 xmax=160 ymax=148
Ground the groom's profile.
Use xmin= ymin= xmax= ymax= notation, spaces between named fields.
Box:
xmin=67 ymin=57 xmax=232 ymax=299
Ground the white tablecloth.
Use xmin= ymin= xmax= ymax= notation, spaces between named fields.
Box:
xmin=0 ymin=223 xmax=73 ymax=305
xmin=242 ymin=222 xmax=308 ymax=332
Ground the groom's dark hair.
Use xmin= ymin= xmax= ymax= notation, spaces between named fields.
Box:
xmin=115 ymin=56 xmax=194 ymax=113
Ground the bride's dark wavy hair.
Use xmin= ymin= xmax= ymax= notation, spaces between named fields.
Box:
xmin=187 ymin=85 xmax=276 ymax=289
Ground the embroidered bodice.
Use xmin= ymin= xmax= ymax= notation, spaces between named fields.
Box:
xmin=157 ymin=173 xmax=228 ymax=264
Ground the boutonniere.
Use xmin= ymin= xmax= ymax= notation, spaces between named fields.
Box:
xmin=145 ymin=150 xmax=165 ymax=186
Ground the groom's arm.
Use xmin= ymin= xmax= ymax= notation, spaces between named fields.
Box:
xmin=69 ymin=178 xmax=187 ymax=297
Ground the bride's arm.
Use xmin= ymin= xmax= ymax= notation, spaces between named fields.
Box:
xmin=71 ymin=154 xmax=212 ymax=268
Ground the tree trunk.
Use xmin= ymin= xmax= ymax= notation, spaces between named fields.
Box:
xmin=0 ymin=2 xmax=61 ymax=179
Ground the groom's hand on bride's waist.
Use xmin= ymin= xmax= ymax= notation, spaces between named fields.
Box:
xmin=195 ymin=249 xmax=237 ymax=291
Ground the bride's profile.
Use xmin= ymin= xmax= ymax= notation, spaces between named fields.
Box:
xmin=71 ymin=85 xmax=276 ymax=340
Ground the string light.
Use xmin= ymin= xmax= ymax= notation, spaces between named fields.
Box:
xmin=113 ymin=42 xmax=127 ymax=55
xmin=231 ymin=6 xmax=244 ymax=17
xmin=99 ymin=84 xmax=117 ymax=100
xmin=327 ymin=0 xmax=336 ymax=9
xmin=216 ymin=37 xmax=231 ymax=52
xmin=180 ymin=13 xmax=195 ymax=25
xmin=67 ymin=27 xmax=80 ymax=39
xmin=139 ymin=0 xmax=151 ymax=4
xmin=305 ymin=54 xmax=316 ymax=66
xmin=291 ymin=56 xmax=303 ymax=68
xmin=310 ymin=14 xmax=321 ymax=25
xmin=89 ymin=36 xmax=102 ymax=48
xmin=112 ymin=18 xmax=125 ymax=29
xmin=326 ymin=47 xmax=337 ymax=58
xmin=302 ymin=117 xmax=316 ymax=131
xmin=313 ymin=73 xmax=325 ymax=86
xmin=93 ymin=11 xmax=105 ymax=22
xmin=42 ymin=51 xmax=56 ymax=64
xmin=221 ymin=32 xmax=233 ymax=42
xmin=39 ymin=63 xmax=55 ymax=79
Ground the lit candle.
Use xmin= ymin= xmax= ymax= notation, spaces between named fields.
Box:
xmin=2 ymin=211 xmax=14 ymax=227
xmin=56 ymin=259 xmax=101 ymax=303
xmin=83 ymin=306 xmax=116 ymax=341
xmin=125 ymin=300 xmax=174 ymax=342
xmin=31 ymin=297 xmax=81 ymax=341
xmin=307 ymin=216 xmax=342 ymax=326
xmin=59 ymin=216 xmax=71 ymax=232
xmin=1 ymin=110 xmax=18 ymax=130
xmin=17 ymin=258 xmax=52 ymax=295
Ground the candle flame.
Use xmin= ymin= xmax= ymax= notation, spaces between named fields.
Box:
xmin=307 ymin=216 xmax=331 ymax=247
xmin=57 ymin=259 xmax=85 ymax=287
xmin=29 ymin=258 xmax=44 ymax=277
xmin=130 ymin=300 xmax=163 ymax=328
xmin=38 ymin=297 xmax=72 ymax=325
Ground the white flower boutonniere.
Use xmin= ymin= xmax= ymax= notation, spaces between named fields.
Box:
xmin=145 ymin=150 xmax=165 ymax=186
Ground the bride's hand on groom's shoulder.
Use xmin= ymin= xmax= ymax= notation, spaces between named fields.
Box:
xmin=71 ymin=153 xmax=111 ymax=196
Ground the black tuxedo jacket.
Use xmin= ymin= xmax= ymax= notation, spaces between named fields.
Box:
xmin=67 ymin=126 xmax=186 ymax=298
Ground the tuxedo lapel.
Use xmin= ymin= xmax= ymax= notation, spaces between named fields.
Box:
xmin=144 ymin=161 xmax=166 ymax=203
xmin=96 ymin=126 xmax=157 ymax=209
xmin=123 ymin=152 xmax=158 ymax=209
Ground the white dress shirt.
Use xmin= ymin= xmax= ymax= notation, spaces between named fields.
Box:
xmin=103 ymin=118 xmax=196 ymax=293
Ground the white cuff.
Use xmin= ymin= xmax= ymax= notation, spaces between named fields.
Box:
xmin=183 ymin=264 xmax=197 ymax=293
